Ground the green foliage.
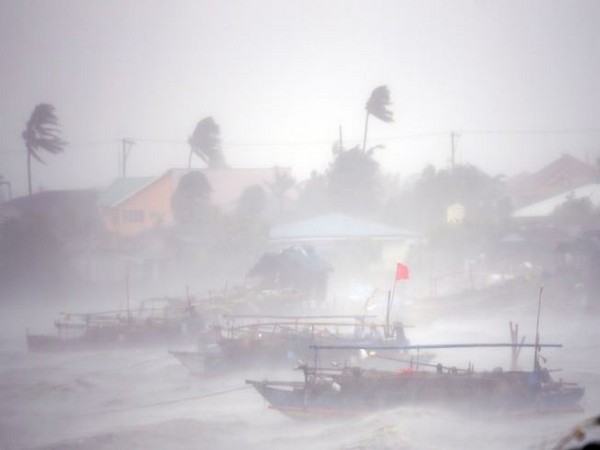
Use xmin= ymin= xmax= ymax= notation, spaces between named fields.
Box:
xmin=0 ymin=210 xmax=63 ymax=291
xmin=22 ymin=103 xmax=66 ymax=195
xmin=295 ymin=171 xmax=331 ymax=216
xmin=171 ymin=172 xmax=213 ymax=228
xmin=266 ymin=168 xmax=295 ymax=213
xmin=384 ymin=164 xmax=511 ymax=232
xmin=188 ymin=117 xmax=225 ymax=168
xmin=327 ymin=145 xmax=382 ymax=215
xmin=237 ymin=185 xmax=267 ymax=217
xmin=552 ymin=195 xmax=598 ymax=227
xmin=365 ymin=85 xmax=394 ymax=123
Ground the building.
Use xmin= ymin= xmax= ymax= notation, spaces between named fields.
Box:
xmin=98 ymin=167 xmax=292 ymax=236
xmin=268 ymin=213 xmax=424 ymax=301
xmin=506 ymin=153 xmax=599 ymax=208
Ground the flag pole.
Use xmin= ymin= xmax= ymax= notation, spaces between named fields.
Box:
xmin=388 ymin=270 xmax=399 ymax=338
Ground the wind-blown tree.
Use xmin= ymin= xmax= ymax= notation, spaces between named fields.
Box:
xmin=266 ymin=168 xmax=295 ymax=214
xmin=22 ymin=103 xmax=67 ymax=196
xmin=384 ymin=164 xmax=511 ymax=232
xmin=362 ymin=85 xmax=393 ymax=152
xmin=237 ymin=185 xmax=267 ymax=218
xmin=187 ymin=117 xmax=225 ymax=169
xmin=328 ymin=145 xmax=383 ymax=215
xmin=171 ymin=171 xmax=213 ymax=228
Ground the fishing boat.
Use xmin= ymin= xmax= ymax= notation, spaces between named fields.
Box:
xmin=246 ymin=341 xmax=585 ymax=418
xmin=26 ymin=297 xmax=194 ymax=351
xmin=169 ymin=314 xmax=424 ymax=376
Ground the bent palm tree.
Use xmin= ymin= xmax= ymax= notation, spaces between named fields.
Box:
xmin=188 ymin=117 xmax=225 ymax=169
xmin=362 ymin=85 xmax=393 ymax=152
xmin=22 ymin=103 xmax=66 ymax=196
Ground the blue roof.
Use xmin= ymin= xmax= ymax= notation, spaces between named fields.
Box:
xmin=270 ymin=213 xmax=422 ymax=242
xmin=97 ymin=177 xmax=155 ymax=207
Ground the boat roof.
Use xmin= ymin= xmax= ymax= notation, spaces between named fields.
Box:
xmin=310 ymin=342 xmax=563 ymax=351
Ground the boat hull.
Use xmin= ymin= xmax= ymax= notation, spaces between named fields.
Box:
xmin=247 ymin=369 xmax=585 ymax=418
xmin=26 ymin=324 xmax=184 ymax=352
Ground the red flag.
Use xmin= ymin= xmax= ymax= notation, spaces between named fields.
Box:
xmin=396 ymin=263 xmax=409 ymax=280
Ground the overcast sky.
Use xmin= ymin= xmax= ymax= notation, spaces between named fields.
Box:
xmin=1 ymin=0 xmax=599 ymax=196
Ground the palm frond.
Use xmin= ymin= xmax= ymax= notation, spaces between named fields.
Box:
xmin=188 ymin=116 xmax=225 ymax=168
xmin=23 ymin=103 xmax=66 ymax=163
xmin=365 ymin=85 xmax=393 ymax=123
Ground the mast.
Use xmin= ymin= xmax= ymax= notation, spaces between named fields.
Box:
xmin=533 ymin=286 xmax=543 ymax=372
xmin=385 ymin=290 xmax=392 ymax=338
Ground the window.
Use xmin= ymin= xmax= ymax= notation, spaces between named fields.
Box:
xmin=122 ymin=210 xmax=145 ymax=223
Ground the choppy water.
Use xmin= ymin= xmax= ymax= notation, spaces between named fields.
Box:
xmin=1 ymin=297 xmax=599 ymax=450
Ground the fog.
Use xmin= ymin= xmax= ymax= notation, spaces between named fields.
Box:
xmin=2 ymin=1 xmax=600 ymax=194
xmin=1 ymin=292 xmax=599 ymax=449
xmin=1 ymin=1 xmax=600 ymax=449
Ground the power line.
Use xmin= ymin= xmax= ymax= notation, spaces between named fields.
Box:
xmin=1 ymin=128 xmax=599 ymax=156
xmin=461 ymin=128 xmax=600 ymax=136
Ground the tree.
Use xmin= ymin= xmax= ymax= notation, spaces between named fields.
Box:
xmin=171 ymin=171 xmax=213 ymax=227
xmin=237 ymin=185 xmax=267 ymax=218
xmin=328 ymin=145 xmax=383 ymax=215
xmin=362 ymin=86 xmax=393 ymax=152
xmin=22 ymin=104 xmax=66 ymax=196
xmin=188 ymin=117 xmax=225 ymax=169
xmin=552 ymin=195 xmax=597 ymax=227
xmin=266 ymin=168 xmax=295 ymax=214
xmin=384 ymin=164 xmax=511 ymax=232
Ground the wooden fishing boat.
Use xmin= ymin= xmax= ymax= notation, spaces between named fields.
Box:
xmin=169 ymin=314 xmax=426 ymax=376
xmin=246 ymin=342 xmax=585 ymax=418
xmin=26 ymin=297 xmax=193 ymax=351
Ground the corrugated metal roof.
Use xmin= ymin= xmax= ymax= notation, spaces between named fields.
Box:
xmin=270 ymin=213 xmax=422 ymax=242
xmin=97 ymin=177 xmax=156 ymax=207
xmin=512 ymin=183 xmax=600 ymax=218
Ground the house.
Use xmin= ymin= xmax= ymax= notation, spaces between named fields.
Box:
xmin=98 ymin=167 xmax=293 ymax=236
xmin=506 ymin=153 xmax=599 ymax=208
xmin=512 ymin=182 xmax=600 ymax=221
xmin=268 ymin=213 xmax=424 ymax=302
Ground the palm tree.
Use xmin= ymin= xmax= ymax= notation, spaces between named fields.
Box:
xmin=266 ymin=167 xmax=296 ymax=213
xmin=362 ymin=85 xmax=393 ymax=152
xmin=22 ymin=103 xmax=66 ymax=196
xmin=188 ymin=117 xmax=225 ymax=169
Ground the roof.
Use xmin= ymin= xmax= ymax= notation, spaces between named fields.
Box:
xmin=99 ymin=167 xmax=293 ymax=210
xmin=269 ymin=213 xmax=423 ymax=243
xmin=512 ymin=183 xmax=600 ymax=219
xmin=507 ymin=154 xmax=599 ymax=206
xmin=169 ymin=167 xmax=292 ymax=209
xmin=97 ymin=177 xmax=155 ymax=207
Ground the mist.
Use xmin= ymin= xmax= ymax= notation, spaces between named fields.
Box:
xmin=2 ymin=1 xmax=600 ymax=449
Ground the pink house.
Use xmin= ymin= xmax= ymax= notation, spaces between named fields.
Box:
xmin=98 ymin=167 xmax=292 ymax=236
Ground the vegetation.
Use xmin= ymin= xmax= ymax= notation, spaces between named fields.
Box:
xmin=188 ymin=117 xmax=225 ymax=169
xmin=22 ymin=103 xmax=66 ymax=196
xmin=362 ymin=85 xmax=393 ymax=152
xmin=384 ymin=164 xmax=511 ymax=232
xmin=236 ymin=185 xmax=267 ymax=218
xmin=552 ymin=195 xmax=599 ymax=228
xmin=327 ymin=145 xmax=383 ymax=215
xmin=171 ymin=171 xmax=213 ymax=228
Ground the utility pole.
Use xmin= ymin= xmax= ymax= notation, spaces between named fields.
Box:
xmin=450 ymin=131 xmax=460 ymax=168
xmin=0 ymin=176 xmax=11 ymax=201
xmin=121 ymin=138 xmax=135 ymax=178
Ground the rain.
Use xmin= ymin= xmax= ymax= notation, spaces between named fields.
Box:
xmin=1 ymin=1 xmax=600 ymax=449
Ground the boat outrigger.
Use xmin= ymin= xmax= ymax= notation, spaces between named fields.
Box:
xmin=246 ymin=341 xmax=585 ymax=418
